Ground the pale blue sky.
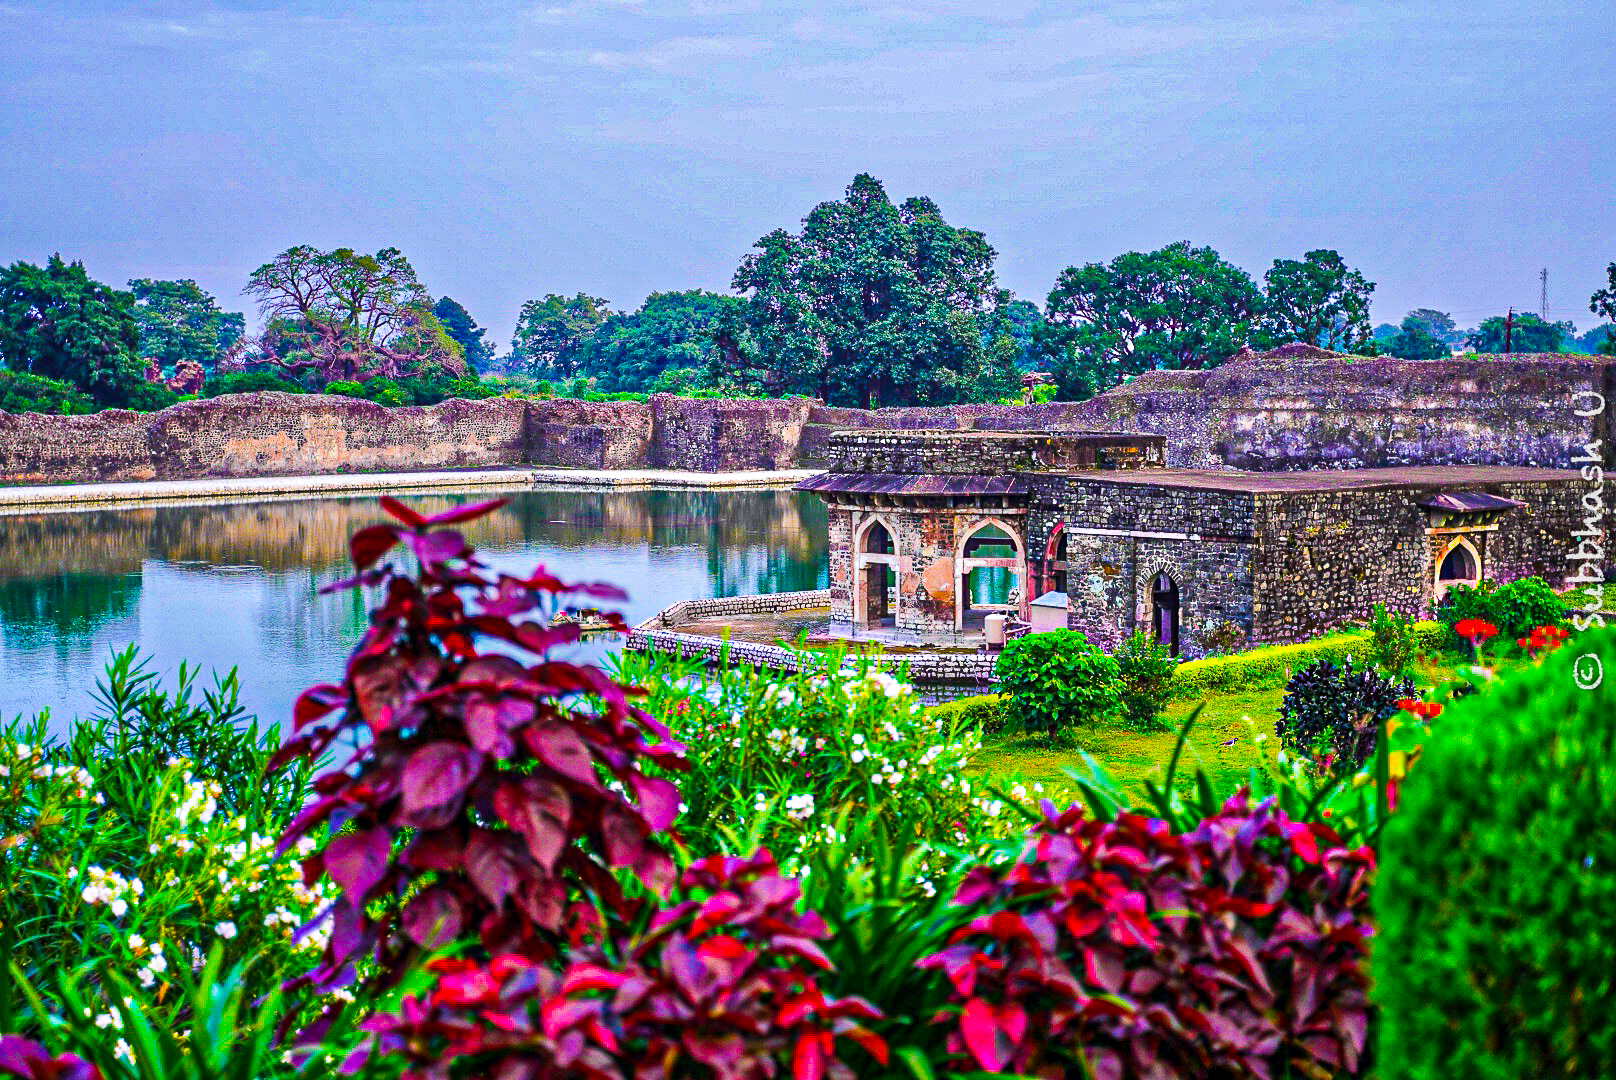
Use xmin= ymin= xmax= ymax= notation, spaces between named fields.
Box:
xmin=1 ymin=1 xmax=1611 ymax=344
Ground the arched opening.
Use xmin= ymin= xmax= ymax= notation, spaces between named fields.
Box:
xmin=1150 ymin=572 xmax=1180 ymax=656
xmin=957 ymin=521 xmax=1026 ymax=632
xmin=855 ymin=517 xmax=899 ymax=628
xmin=1435 ymin=538 xmax=1480 ymax=602
xmin=1044 ymin=523 xmax=1068 ymax=595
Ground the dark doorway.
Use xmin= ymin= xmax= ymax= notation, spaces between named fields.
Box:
xmin=1151 ymin=572 xmax=1180 ymax=656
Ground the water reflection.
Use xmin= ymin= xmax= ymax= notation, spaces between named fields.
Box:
xmin=0 ymin=487 xmax=828 ymax=733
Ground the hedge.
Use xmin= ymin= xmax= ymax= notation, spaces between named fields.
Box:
xmin=926 ymin=623 xmax=1449 ymax=723
xmin=1167 ymin=622 xmax=1446 ymax=700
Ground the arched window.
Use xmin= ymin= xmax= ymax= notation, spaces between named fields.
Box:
xmin=862 ymin=520 xmax=894 ymax=554
xmin=963 ymin=523 xmax=1015 ymax=558
xmin=1151 ymin=572 xmax=1180 ymax=656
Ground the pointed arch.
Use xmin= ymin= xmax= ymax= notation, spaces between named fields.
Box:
xmin=1435 ymin=535 xmax=1482 ymax=601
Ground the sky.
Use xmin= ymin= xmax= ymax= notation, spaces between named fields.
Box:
xmin=1 ymin=0 xmax=1612 ymax=346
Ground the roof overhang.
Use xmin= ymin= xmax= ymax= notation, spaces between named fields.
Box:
xmin=795 ymin=473 xmax=1030 ymax=497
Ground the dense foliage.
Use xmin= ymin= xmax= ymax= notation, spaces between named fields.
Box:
xmin=508 ymin=292 xmax=612 ymax=380
xmin=1366 ymin=603 xmax=1421 ymax=674
xmin=1041 ymin=241 xmax=1263 ymax=398
xmin=1436 ymin=576 xmax=1565 ymax=647
xmin=577 ymin=290 xmax=743 ymax=393
xmin=1258 ymin=249 xmax=1375 ymax=352
xmin=1463 ymin=311 xmax=1575 ymax=353
xmin=1276 ymin=656 xmax=1416 ymax=772
xmin=995 ymin=629 xmax=1122 ymax=739
xmin=1378 ymin=314 xmax=1450 ymax=360
xmin=0 ymin=255 xmax=147 ymax=406
xmin=0 ymin=370 xmax=95 ymax=414
xmin=127 ymin=278 xmax=245 ymax=375
xmin=1377 ymin=623 xmax=1616 ymax=1079
xmin=432 ymin=296 xmax=494 ymax=371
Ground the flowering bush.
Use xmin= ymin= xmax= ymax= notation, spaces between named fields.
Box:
xmin=619 ymin=652 xmax=1035 ymax=881
xmin=921 ymin=795 xmax=1375 ymax=1079
xmin=1437 ymin=577 xmax=1564 ymax=653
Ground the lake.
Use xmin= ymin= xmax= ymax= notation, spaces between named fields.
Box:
xmin=0 ymin=487 xmax=829 ymax=734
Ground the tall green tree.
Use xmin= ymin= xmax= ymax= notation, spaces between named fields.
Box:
xmin=0 ymin=255 xmax=145 ymax=404
xmin=433 ymin=296 xmax=494 ymax=371
xmin=1403 ymin=307 xmax=1460 ymax=345
xmin=1259 ymin=249 xmax=1375 ymax=351
xmin=127 ymin=278 xmax=245 ymax=374
xmin=1577 ymin=323 xmax=1614 ymax=354
xmin=730 ymin=174 xmax=999 ymax=408
xmin=1381 ymin=314 xmax=1452 ymax=360
xmin=1041 ymin=241 xmax=1262 ymax=399
xmin=1591 ymin=262 xmax=1616 ymax=355
xmin=510 ymin=293 xmax=611 ymax=379
xmin=244 ymin=246 xmax=463 ymax=384
xmin=1464 ymin=312 xmax=1574 ymax=353
xmin=576 ymin=290 xmax=743 ymax=392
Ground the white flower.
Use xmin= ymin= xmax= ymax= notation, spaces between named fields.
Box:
xmin=216 ymin=921 xmax=238 ymax=940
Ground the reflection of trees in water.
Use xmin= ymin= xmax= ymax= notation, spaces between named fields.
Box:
xmin=0 ymin=572 xmax=140 ymax=645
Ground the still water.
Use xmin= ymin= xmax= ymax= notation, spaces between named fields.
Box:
xmin=0 ymin=487 xmax=828 ymax=733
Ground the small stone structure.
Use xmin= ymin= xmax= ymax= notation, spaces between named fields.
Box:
xmin=798 ymin=430 xmax=1590 ymax=659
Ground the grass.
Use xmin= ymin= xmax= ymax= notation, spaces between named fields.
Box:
xmin=970 ymin=650 xmax=1534 ymax=802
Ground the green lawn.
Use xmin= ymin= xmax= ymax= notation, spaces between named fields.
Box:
xmin=970 ymin=652 xmax=1531 ymax=802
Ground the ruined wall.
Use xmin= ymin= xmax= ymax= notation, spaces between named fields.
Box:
xmin=823 ymin=430 xmax=1164 ymax=474
xmin=650 ymin=396 xmax=814 ymax=471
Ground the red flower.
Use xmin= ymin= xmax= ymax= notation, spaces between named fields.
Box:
xmin=1454 ymin=618 xmax=1499 ymax=645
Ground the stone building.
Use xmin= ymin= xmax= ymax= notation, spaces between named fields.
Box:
xmin=797 ymin=429 xmax=1587 ymax=658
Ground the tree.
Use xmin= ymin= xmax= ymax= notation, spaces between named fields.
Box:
xmin=1464 ymin=312 xmax=1574 ymax=353
xmin=1381 ymin=314 xmax=1452 ymax=360
xmin=1259 ymin=250 xmax=1375 ymax=351
xmin=0 ymin=254 xmax=145 ymax=404
xmin=128 ymin=278 xmax=245 ymax=374
xmin=510 ymin=293 xmax=611 ymax=379
xmin=1591 ymin=263 xmax=1616 ymax=355
xmin=243 ymin=245 xmax=463 ymax=385
xmin=980 ymin=294 xmax=1044 ymax=371
xmin=575 ymin=290 xmax=743 ymax=393
xmin=1041 ymin=241 xmax=1262 ymax=399
xmin=433 ymin=296 xmax=494 ymax=371
xmin=1403 ymin=308 xmax=1460 ymax=345
xmin=1577 ymin=323 xmax=1614 ymax=354
xmin=730 ymin=174 xmax=999 ymax=408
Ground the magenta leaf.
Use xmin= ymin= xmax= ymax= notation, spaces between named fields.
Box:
xmin=402 ymin=741 xmax=484 ymax=817
xmin=401 ymin=884 xmax=465 ymax=948
xmin=421 ymin=498 xmax=509 ymax=525
xmin=324 ymin=827 xmax=392 ymax=903
xmin=529 ymin=722 xmax=600 ymax=788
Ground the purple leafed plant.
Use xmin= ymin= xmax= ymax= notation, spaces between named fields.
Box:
xmin=920 ymin=795 xmax=1375 ymax=1080
xmin=272 ymin=495 xmax=689 ymax=1004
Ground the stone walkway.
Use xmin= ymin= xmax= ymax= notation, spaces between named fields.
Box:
xmin=0 ymin=467 xmax=823 ymax=512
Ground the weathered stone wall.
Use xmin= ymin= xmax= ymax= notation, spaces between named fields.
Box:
xmin=1250 ymin=476 xmax=1590 ymax=642
xmin=1028 ymin=477 xmax=1259 ymax=657
xmin=649 ymin=396 xmax=814 ymax=471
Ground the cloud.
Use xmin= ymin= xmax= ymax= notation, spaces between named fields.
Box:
xmin=584 ymin=34 xmax=769 ymax=70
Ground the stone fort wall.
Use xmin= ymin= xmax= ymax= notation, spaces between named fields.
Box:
xmin=0 ymin=351 xmax=1609 ymax=484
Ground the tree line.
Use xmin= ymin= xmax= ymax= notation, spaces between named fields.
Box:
xmin=3 ymin=173 xmax=1614 ymax=414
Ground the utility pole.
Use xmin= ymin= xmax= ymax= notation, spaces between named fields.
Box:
xmin=1540 ymin=268 xmax=1549 ymax=320
xmin=1505 ymin=308 xmax=1515 ymax=353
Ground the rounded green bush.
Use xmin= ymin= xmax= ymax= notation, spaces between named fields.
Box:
xmin=995 ymin=629 xmax=1121 ymax=739
xmin=1376 ymin=622 xmax=1616 ymax=1079
xmin=0 ymin=370 xmax=95 ymax=414
xmin=1437 ymin=576 xmax=1566 ymax=649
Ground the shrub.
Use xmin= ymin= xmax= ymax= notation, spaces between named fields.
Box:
xmin=1169 ymin=624 xmax=1446 ymax=700
xmin=924 ymin=692 xmax=1006 ymax=735
xmin=1377 ymin=623 xmax=1616 ymax=1079
xmin=1276 ymin=656 xmax=1415 ymax=772
xmin=1366 ymin=602 xmax=1421 ymax=674
xmin=1437 ymin=576 xmax=1566 ymax=649
xmin=995 ymin=629 xmax=1121 ymax=739
xmin=201 ymin=371 xmax=306 ymax=397
xmin=321 ymin=380 xmax=365 ymax=398
xmin=112 ymin=380 xmax=181 ymax=412
xmin=269 ymin=496 xmax=686 ymax=1009
xmin=0 ymin=371 xmax=95 ymax=415
xmin=362 ymin=851 xmax=886 ymax=1077
xmin=920 ymin=796 xmax=1374 ymax=1078
xmin=1114 ymin=630 xmax=1176 ymax=730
